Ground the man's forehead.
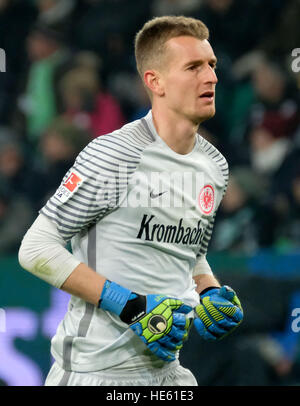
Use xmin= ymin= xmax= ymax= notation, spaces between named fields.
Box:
xmin=165 ymin=36 xmax=216 ymax=62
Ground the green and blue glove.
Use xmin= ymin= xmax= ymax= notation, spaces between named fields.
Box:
xmin=98 ymin=280 xmax=192 ymax=362
xmin=194 ymin=285 xmax=243 ymax=341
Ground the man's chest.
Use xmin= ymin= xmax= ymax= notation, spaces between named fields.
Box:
xmin=103 ymin=145 xmax=226 ymax=249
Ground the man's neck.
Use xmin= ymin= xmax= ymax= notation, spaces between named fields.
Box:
xmin=151 ymin=105 xmax=199 ymax=155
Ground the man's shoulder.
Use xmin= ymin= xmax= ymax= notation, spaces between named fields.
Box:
xmin=97 ymin=114 xmax=155 ymax=150
xmin=75 ymin=115 xmax=156 ymax=172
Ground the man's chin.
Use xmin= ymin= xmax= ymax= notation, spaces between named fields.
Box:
xmin=194 ymin=109 xmax=216 ymax=124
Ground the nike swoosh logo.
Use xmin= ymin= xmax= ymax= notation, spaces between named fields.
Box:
xmin=150 ymin=190 xmax=168 ymax=199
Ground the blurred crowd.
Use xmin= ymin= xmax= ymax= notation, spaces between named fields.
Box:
xmin=0 ymin=0 xmax=299 ymax=257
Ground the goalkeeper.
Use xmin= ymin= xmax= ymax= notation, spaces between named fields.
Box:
xmin=18 ymin=16 xmax=243 ymax=386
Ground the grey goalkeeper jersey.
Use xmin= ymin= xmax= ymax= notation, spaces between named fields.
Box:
xmin=40 ymin=110 xmax=229 ymax=372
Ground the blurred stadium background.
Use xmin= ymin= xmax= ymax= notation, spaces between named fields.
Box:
xmin=0 ymin=0 xmax=300 ymax=386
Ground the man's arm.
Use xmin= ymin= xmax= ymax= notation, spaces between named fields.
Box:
xmin=192 ymin=254 xmax=220 ymax=294
xmin=61 ymin=263 xmax=106 ymax=306
xmin=18 ymin=213 xmax=106 ymax=306
xmin=19 ymin=213 xmax=192 ymax=362
xmin=193 ymin=273 xmax=220 ymax=294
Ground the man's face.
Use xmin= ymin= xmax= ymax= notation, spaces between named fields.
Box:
xmin=158 ymin=36 xmax=218 ymax=124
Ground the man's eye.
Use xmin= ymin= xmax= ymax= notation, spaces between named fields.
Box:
xmin=188 ymin=65 xmax=197 ymax=71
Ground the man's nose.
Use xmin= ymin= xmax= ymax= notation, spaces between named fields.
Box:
xmin=203 ymin=65 xmax=218 ymax=84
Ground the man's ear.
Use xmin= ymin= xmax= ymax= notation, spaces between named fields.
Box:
xmin=143 ymin=69 xmax=165 ymax=97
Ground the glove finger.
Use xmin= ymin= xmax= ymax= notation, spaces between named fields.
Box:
xmin=177 ymin=304 xmax=193 ymax=314
xmin=213 ymin=315 xmax=241 ymax=331
xmin=168 ymin=300 xmax=193 ymax=314
xmin=147 ymin=342 xmax=176 ymax=362
xmin=219 ymin=286 xmax=242 ymax=309
xmin=230 ymin=306 xmax=243 ymax=323
xmin=215 ymin=304 xmax=243 ymax=324
xmin=168 ymin=324 xmax=187 ymax=342
xmin=193 ymin=318 xmax=217 ymax=341
xmin=219 ymin=286 xmax=235 ymax=301
xmin=173 ymin=314 xmax=192 ymax=341
xmin=157 ymin=335 xmax=182 ymax=350
xmin=195 ymin=304 xmax=227 ymax=338
xmin=196 ymin=301 xmax=242 ymax=339
xmin=202 ymin=296 xmax=243 ymax=325
xmin=206 ymin=321 xmax=227 ymax=338
xmin=172 ymin=312 xmax=190 ymax=330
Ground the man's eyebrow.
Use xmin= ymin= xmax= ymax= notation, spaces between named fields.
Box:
xmin=183 ymin=57 xmax=218 ymax=67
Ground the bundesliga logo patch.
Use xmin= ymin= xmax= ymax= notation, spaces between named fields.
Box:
xmin=64 ymin=172 xmax=82 ymax=192
xmin=54 ymin=170 xmax=84 ymax=203
xmin=198 ymin=184 xmax=214 ymax=215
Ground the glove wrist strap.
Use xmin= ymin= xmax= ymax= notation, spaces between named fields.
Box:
xmin=98 ymin=280 xmax=132 ymax=316
xmin=120 ymin=294 xmax=146 ymax=325
xmin=200 ymin=286 xmax=220 ymax=297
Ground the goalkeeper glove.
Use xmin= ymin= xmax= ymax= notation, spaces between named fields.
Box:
xmin=194 ymin=285 xmax=243 ymax=341
xmin=98 ymin=280 xmax=192 ymax=362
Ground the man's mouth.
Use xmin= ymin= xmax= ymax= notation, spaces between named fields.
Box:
xmin=199 ymin=91 xmax=214 ymax=101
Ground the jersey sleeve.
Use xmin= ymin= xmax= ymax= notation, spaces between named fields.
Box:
xmin=195 ymin=136 xmax=229 ymax=260
xmin=192 ymin=254 xmax=213 ymax=276
xmin=40 ymin=136 xmax=139 ymax=242
xmin=196 ymin=213 xmax=216 ymax=257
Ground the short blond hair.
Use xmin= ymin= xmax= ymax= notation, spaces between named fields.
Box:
xmin=134 ymin=16 xmax=209 ymax=78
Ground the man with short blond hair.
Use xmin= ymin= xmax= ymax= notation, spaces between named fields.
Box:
xmin=135 ymin=16 xmax=209 ymax=77
xmin=19 ymin=15 xmax=243 ymax=386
